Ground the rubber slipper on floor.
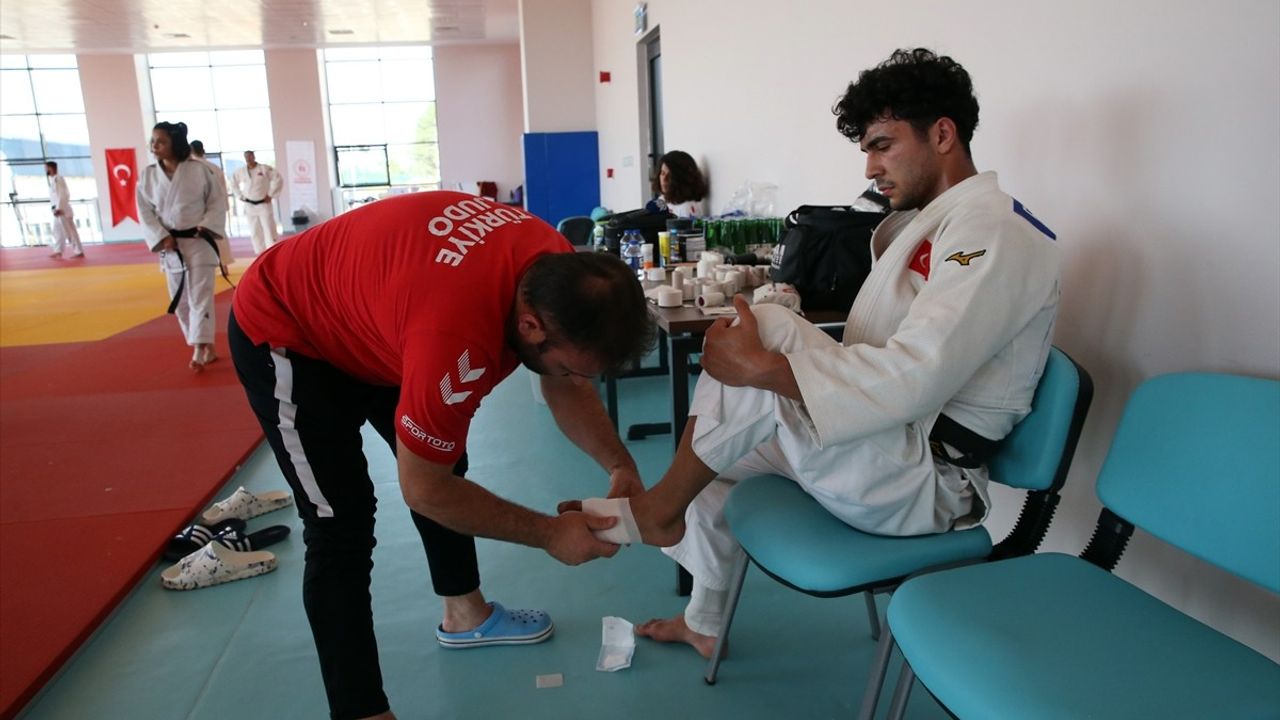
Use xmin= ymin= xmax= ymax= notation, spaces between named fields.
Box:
xmin=212 ymin=525 xmax=291 ymax=554
xmin=163 ymin=519 xmax=248 ymax=562
xmin=436 ymin=602 xmax=554 ymax=649
xmin=199 ymin=486 xmax=293 ymax=525
xmin=160 ymin=541 xmax=277 ymax=591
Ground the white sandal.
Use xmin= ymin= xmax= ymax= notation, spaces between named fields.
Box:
xmin=161 ymin=541 xmax=277 ymax=590
xmin=200 ymin=486 xmax=293 ymax=525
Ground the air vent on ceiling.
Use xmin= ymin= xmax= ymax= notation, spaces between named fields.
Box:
xmin=0 ymin=34 xmax=16 ymax=40
xmin=163 ymin=33 xmax=191 ymax=39
xmin=328 ymin=29 xmax=355 ymax=35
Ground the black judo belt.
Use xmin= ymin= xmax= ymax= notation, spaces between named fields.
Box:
xmin=929 ymin=414 xmax=1000 ymax=469
xmin=243 ymin=198 xmax=266 ymax=205
xmin=165 ymin=227 xmax=235 ymax=315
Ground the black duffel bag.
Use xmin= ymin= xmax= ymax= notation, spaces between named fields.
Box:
xmin=600 ymin=208 xmax=673 ymax=254
xmin=770 ymin=204 xmax=886 ymax=312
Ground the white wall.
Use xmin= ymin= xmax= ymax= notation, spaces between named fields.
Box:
xmin=265 ymin=49 xmax=335 ymax=221
xmin=519 ymin=0 xmax=597 ymax=132
xmin=435 ymin=43 xmax=525 ymax=199
xmin=77 ymin=53 xmax=147 ymax=242
xmin=590 ymin=0 xmax=1280 ymax=659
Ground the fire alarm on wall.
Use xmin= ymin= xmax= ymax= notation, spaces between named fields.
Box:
xmin=599 ymin=71 xmax=611 ymax=83
xmin=606 ymin=168 xmax=614 ymax=178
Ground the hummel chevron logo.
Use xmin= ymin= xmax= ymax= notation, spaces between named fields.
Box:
xmin=439 ymin=350 xmax=487 ymax=405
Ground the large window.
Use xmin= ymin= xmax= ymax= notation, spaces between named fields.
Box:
xmin=148 ymin=50 xmax=275 ymax=235
xmin=323 ymin=46 xmax=440 ymax=212
xmin=0 ymin=54 xmax=99 ymax=247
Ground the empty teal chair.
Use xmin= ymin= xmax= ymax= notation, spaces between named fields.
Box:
xmin=556 ymin=215 xmax=595 ymax=248
xmin=705 ymin=347 xmax=1093 ymax=720
xmin=884 ymin=372 xmax=1280 ymax=720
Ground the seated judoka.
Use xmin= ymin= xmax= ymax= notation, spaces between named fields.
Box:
xmin=572 ymin=47 xmax=1063 ymax=657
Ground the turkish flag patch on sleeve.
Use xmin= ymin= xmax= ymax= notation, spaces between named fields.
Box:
xmin=908 ymin=239 xmax=932 ymax=279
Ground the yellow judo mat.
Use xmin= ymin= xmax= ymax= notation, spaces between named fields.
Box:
xmin=0 ymin=261 xmax=249 ymax=348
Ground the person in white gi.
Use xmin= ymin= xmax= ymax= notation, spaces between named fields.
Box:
xmin=136 ymin=121 xmax=229 ymax=371
xmin=45 ymin=161 xmax=84 ymax=258
xmin=586 ymin=48 xmax=1063 ymax=657
xmin=190 ymin=140 xmax=234 ymax=267
xmin=231 ymin=150 xmax=282 ymax=255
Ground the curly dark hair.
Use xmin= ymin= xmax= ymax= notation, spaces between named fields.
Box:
xmin=153 ymin=121 xmax=192 ymax=161
xmin=833 ymin=48 xmax=979 ymax=155
xmin=650 ymin=150 xmax=707 ymax=205
xmin=521 ymin=252 xmax=657 ymax=376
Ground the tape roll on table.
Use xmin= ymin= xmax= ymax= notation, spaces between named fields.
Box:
xmin=697 ymin=291 xmax=725 ymax=308
xmin=656 ymin=286 xmax=683 ymax=307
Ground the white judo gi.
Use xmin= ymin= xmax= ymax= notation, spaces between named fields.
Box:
xmin=47 ymin=173 xmax=83 ymax=257
xmin=232 ymin=163 xmax=282 ymax=255
xmin=665 ymin=172 xmax=1061 ymax=635
xmin=137 ymin=159 xmax=229 ymax=347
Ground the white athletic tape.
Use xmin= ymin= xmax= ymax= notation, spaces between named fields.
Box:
xmin=581 ymin=497 xmax=643 ymax=545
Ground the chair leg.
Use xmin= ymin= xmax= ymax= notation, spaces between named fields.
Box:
xmin=863 ymin=591 xmax=880 ymax=642
xmin=855 ymin=619 xmax=895 ymax=720
xmin=704 ymin=549 xmax=749 ymax=685
xmin=884 ymin=660 xmax=916 ymax=720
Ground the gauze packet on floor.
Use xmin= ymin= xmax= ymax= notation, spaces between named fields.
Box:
xmin=596 ymin=616 xmax=636 ymax=672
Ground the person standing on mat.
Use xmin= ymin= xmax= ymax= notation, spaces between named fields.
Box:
xmin=231 ymin=150 xmax=282 ymax=255
xmin=45 ymin=160 xmax=84 ymax=259
xmin=228 ymin=190 xmax=655 ymax=720
xmin=573 ymin=48 xmax=1062 ymax=658
xmin=137 ymin=121 xmax=229 ymax=371
xmin=189 ymin=141 xmax=230 ymax=210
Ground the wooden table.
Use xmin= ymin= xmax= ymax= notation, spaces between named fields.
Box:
xmin=604 ymin=300 xmax=847 ymax=594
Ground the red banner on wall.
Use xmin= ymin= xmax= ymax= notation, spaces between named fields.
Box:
xmin=105 ymin=148 xmax=138 ymax=226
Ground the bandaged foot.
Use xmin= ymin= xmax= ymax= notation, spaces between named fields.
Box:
xmin=581 ymin=497 xmax=644 ymax=545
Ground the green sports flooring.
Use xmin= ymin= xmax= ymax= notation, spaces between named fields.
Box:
xmin=18 ymin=368 xmax=949 ymax=720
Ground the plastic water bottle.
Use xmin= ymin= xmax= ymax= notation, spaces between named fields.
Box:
xmin=592 ymin=223 xmax=606 ymax=252
xmin=623 ymin=231 xmax=643 ymax=273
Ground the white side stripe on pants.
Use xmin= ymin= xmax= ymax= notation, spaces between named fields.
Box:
xmin=271 ymin=347 xmax=334 ymax=518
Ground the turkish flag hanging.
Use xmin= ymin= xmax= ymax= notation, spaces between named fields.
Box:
xmin=105 ymin=148 xmax=139 ymax=226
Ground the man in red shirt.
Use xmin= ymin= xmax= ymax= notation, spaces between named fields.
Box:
xmin=229 ymin=191 xmax=654 ymax=720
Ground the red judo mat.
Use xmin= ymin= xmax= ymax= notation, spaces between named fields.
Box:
xmin=0 ymin=289 xmax=264 ymax=719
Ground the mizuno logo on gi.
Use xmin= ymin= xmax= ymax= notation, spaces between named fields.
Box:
xmin=945 ymin=250 xmax=987 ymax=267
xmin=439 ymin=350 xmax=486 ymax=405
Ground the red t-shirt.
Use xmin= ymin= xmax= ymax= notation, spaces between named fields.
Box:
xmin=232 ymin=191 xmax=572 ymax=463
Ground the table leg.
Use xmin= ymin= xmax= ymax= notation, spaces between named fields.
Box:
xmin=669 ymin=333 xmax=699 ymax=596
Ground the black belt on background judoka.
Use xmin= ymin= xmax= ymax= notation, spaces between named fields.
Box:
xmin=929 ymin=414 xmax=1000 ymax=469
xmin=165 ymin=227 xmax=234 ymax=315
xmin=243 ymin=198 xmax=266 ymax=205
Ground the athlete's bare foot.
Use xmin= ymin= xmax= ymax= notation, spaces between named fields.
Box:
xmin=199 ymin=345 xmax=218 ymax=365
xmin=634 ymin=614 xmax=721 ymax=658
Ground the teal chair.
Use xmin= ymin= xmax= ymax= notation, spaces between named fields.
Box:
xmin=883 ymin=372 xmax=1280 ymax=719
xmin=704 ymin=347 xmax=1093 ymax=720
xmin=556 ymin=215 xmax=595 ymax=248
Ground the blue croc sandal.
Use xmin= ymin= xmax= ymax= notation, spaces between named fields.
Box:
xmin=436 ymin=602 xmax=554 ymax=649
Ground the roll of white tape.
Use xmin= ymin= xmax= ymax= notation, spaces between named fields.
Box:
xmin=646 ymin=267 xmax=666 ymax=283
xmin=698 ymin=291 xmax=725 ymax=308
xmin=682 ymin=282 xmax=695 ymax=300
xmin=697 ymin=259 xmax=716 ymax=279
xmin=724 ymin=271 xmax=744 ymax=294
xmin=671 ymin=271 xmax=685 ymax=290
xmin=656 ymin=286 xmax=683 ymax=307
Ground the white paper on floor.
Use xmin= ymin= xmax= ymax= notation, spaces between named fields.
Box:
xmin=596 ymin=616 xmax=636 ymax=672
xmin=535 ymin=673 xmax=564 ymax=689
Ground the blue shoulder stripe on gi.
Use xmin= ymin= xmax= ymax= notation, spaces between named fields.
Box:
xmin=1012 ymin=199 xmax=1057 ymax=240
